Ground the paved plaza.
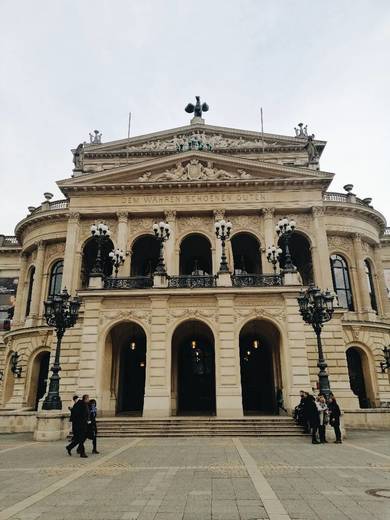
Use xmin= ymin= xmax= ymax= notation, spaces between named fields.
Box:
xmin=0 ymin=431 xmax=390 ymax=520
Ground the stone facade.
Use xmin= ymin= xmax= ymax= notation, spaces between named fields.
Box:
xmin=1 ymin=118 xmax=390 ymax=421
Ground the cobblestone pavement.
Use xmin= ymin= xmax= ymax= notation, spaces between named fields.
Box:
xmin=0 ymin=431 xmax=390 ymax=520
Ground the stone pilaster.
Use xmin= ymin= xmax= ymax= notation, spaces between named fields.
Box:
xmin=143 ymin=296 xmax=170 ymax=416
xmin=262 ymin=208 xmax=275 ymax=273
xmin=62 ymin=212 xmax=81 ymax=293
xmin=164 ymin=210 xmax=176 ymax=276
xmin=311 ymin=206 xmax=333 ymax=290
xmin=27 ymin=241 xmax=45 ymax=323
xmin=352 ymin=233 xmax=372 ymax=314
xmin=215 ymin=295 xmax=243 ymax=416
xmin=12 ymin=253 xmax=28 ymax=326
xmin=116 ymin=211 xmax=129 ymax=275
xmin=373 ymin=244 xmax=390 ymax=317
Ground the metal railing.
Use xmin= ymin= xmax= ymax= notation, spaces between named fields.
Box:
xmin=104 ymin=276 xmax=153 ymax=289
xmin=168 ymin=275 xmax=217 ymax=288
xmin=231 ymin=273 xmax=283 ymax=287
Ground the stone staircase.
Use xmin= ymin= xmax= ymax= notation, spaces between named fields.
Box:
xmin=96 ymin=416 xmax=306 ymax=437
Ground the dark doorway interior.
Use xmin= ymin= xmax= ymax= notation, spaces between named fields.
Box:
xmin=116 ymin=323 xmax=147 ymax=414
xmin=179 ymin=234 xmax=212 ymax=275
xmin=239 ymin=320 xmax=281 ymax=415
xmin=231 ymin=233 xmax=262 ymax=274
xmin=346 ymin=347 xmax=371 ymax=408
xmin=81 ymin=236 xmax=114 ymax=287
xmin=174 ymin=321 xmax=216 ymax=415
xmin=131 ymin=235 xmax=160 ymax=276
xmin=35 ymin=352 xmax=50 ymax=410
xmin=278 ymin=232 xmax=313 ymax=285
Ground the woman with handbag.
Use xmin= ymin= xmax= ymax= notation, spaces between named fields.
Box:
xmin=316 ymin=395 xmax=329 ymax=443
xmin=328 ymin=395 xmax=342 ymax=444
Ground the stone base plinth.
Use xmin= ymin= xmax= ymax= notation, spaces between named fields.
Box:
xmin=283 ymin=271 xmax=301 ymax=286
xmin=34 ymin=411 xmax=70 ymax=441
xmin=88 ymin=275 xmax=104 ymax=289
xmin=0 ymin=410 xmax=37 ymax=433
xmin=216 ymin=394 xmax=244 ymax=417
xmin=216 ymin=272 xmax=232 ymax=287
xmin=153 ymin=274 xmax=168 ymax=288
xmin=343 ymin=408 xmax=390 ymax=429
xmin=143 ymin=394 xmax=170 ymax=417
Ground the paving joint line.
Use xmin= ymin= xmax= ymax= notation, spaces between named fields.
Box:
xmin=344 ymin=441 xmax=390 ymax=461
xmin=0 ymin=438 xmax=142 ymax=520
xmin=233 ymin=437 xmax=291 ymax=520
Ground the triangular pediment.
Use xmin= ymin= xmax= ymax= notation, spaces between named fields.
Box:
xmin=59 ymin=151 xmax=333 ymax=195
xmin=74 ymin=122 xmax=326 ymax=174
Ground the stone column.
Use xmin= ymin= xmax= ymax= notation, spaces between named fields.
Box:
xmin=61 ymin=212 xmax=81 ymax=293
xmin=262 ymin=208 xmax=275 ymax=273
xmin=352 ymin=234 xmax=372 ymax=313
xmin=28 ymin=241 xmax=45 ymax=322
xmin=215 ymin=295 xmax=243 ymax=416
xmin=164 ymin=210 xmax=176 ymax=276
xmin=143 ymin=296 xmax=170 ymax=417
xmin=373 ymin=244 xmax=390 ymax=317
xmin=311 ymin=206 xmax=333 ymax=289
xmin=116 ymin=211 xmax=129 ymax=275
xmin=12 ymin=253 xmax=28 ymax=326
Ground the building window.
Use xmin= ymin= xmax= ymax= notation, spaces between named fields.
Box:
xmin=364 ymin=260 xmax=377 ymax=312
xmin=330 ymin=254 xmax=354 ymax=311
xmin=25 ymin=267 xmax=35 ymax=317
xmin=48 ymin=260 xmax=63 ymax=297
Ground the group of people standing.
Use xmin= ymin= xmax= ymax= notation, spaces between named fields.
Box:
xmin=66 ymin=394 xmax=99 ymax=457
xmin=294 ymin=391 xmax=342 ymax=444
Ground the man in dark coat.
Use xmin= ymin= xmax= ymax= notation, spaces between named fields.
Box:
xmin=306 ymin=394 xmax=320 ymax=444
xmin=328 ymin=396 xmax=342 ymax=443
xmin=66 ymin=394 xmax=90 ymax=457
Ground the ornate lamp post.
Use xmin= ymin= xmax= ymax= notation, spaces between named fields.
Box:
xmin=90 ymin=222 xmax=111 ymax=275
xmin=276 ymin=217 xmax=296 ymax=271
xmin=215 ymin=219 xmax=232 ymax=272
xmin=152 ymin=221 xmax=170 ymax=274
xmin=109 ymin=248 xmax=125 ymax=277
xmin=380 ymin=345 xmax=390 ymax=373
xmin=42 ymin=288 xmax=80 ymax=410
xmin=266 ymin=245 xmax=283 ymax=274
xmin=10 ymin=351 xmax=22 ymax=378
xmin=297 ymin=285 xmax=335 ymax=398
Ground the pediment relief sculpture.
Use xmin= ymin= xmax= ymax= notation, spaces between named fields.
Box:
xmin=137 ymin=160 xmax=252 ymax=183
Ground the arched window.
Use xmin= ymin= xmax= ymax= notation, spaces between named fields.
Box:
xmin=48 ymin=260 xmax=63 ymax=297
xmin=25 ymin=267 xmax=35 ymax=317
xmin=81 ymin=237 xmax=114 ymax=288
xmin=278 ymin=232 xmax=313 ymax=285
xmin=364 ymin=260 xmax=377 ymax=312
xmin=330 ymin=255 xmax=354 ymax=310
xmin=179 ymin=234 xmax=212 ymax=275
xmin=231 ymin=233 xmax=262 ymax=274
xmin=131 ymin=235 xmax=160 ymax=276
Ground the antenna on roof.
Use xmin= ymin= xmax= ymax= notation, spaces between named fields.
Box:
xmin=260 ymin=107 xmax=265 ymax=154
xmin=126 ymin=112 xmax=132 ymax=163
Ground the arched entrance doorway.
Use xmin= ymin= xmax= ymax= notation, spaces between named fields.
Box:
xmin=108 ymin=322 xmax=147 ymax=415
xmin=179 ymin=234 xmax=212 ymax=275
xmin=239 ymin=319 xmax=282 ymax=415
xmin=172 ymin=320 xmax=216 ymax=415
xmin=346 ymin=347 xmax=374 ymax=408
xmin=29 ymin=351 xmax=50 ymax=410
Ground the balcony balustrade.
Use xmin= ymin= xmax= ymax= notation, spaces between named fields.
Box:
xmin=103 ymin=276 xmax=153 ymax=289
xmin=168 ymin=275 xmax=217 ymax=289
xmin=231 ymin=273 xmax=282 ymax=287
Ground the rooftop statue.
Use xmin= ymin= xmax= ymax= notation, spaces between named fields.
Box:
xmin=185 ymin=96 xmax=209 ymax=119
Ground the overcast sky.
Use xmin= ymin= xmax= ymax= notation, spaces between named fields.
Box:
xmin=1 ymin=1 xmax=389 ymax=235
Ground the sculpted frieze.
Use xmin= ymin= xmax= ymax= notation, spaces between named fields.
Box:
xmin=125 ymin=132 xmax=279 ymax=154
xmin=102 ymin=309 xmax=151 ymax=325
xmin=178 ymin=216 xmax=211 ymax=234
xmin=327 ymin=235 xmax=352 ymax=253
xmin=235 ymin=305 xmax=286 ymax=322
xmin=167 ymin=307 xmax=217 ymax=323
xmin=233 ymin=215 xmax=261 ymax=233
xmin=45 ymin=243 xmax=65 ymax=262
xmin=137 ymin=160 xmax=252 ymax=183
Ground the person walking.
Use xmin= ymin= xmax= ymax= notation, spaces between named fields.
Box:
xmin=306 ymin=394 xmax=320 ymax=444
xmin=66 ymin=394 xmax=90 ymax=457
xmin=328 ymin=395 xmax=342 ymax=443
xmin=87 ymin=399 xmax=99 ymax=454
xmin=317 ymin=395 xmax=328 ymax=443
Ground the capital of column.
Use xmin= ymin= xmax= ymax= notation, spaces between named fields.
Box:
xmin=68 ymin=211 xmax=80 ymax=223
xmin=312 ymin=206 xmax=325 ymax=218
xmin=262 ymin=207 xmax=275 ymax=219
xmin=164 ymin=210 xmax=177 ymax=222
xmin=116 ymin=211 xmax=128 ymax=224
xmin=36 ymin=240 xmax=45 ymax=251
xmin=213 ymin=209 xmax=225 ymax=221
xmin=353 ymin=233 xmax=362 ymax=244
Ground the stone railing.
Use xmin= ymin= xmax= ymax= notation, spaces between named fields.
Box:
xmin=0 ymin=235 xmax=20 ymax=247
xmin=168 ymin=275 xmax=217 ymax=289
xmin=323 ymin=192 xmax=370 ymax=207
xmin=231 ymin=273 xmax=283 ymax=287
xmin=29 ymin=199 xmax=69 ymax=214
xmin=104 ymin=276 xmax=153 ymax=289
xmin=384 ymin=228 xmax=390 ymax=236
